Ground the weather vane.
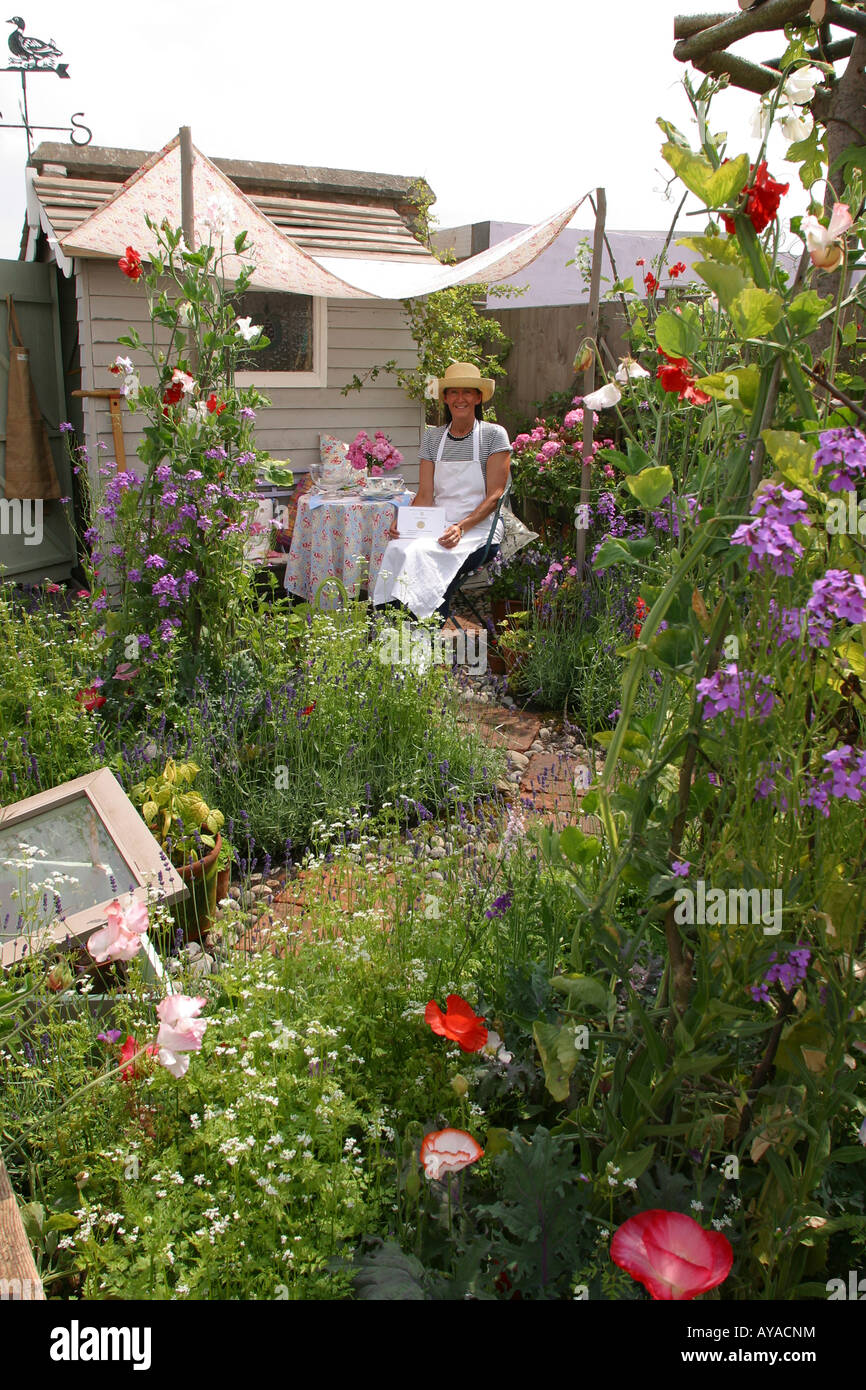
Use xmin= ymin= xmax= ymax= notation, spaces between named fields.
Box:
xmin=0 ymin=16 xmax=91 ymax=155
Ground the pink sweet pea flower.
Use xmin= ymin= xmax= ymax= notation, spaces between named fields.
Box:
xmin=86 ymin=898 xmax=149 ymax=964
xmin=802 ymin=203 xmax=853 ymax=271
xmin=419 ymin=1128 xmax=484 ymax=1181
xmin=610 ymin=1210 xmax=733 ymax=1300
xmin=156 ymin=994 xmax=208 ymax=1078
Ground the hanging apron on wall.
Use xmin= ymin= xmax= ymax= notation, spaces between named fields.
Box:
xmin=3 ymin=295 xmax=61 ymax=501
xmin=372 ymin=422 xmax=492 ymax=620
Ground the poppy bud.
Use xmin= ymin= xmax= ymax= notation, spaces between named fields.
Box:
xmin=450 ymin=1073 xmax=469 ymax=1097
xmin=46 ymin=959 xmax=74 ymax=993
xmin=405 ymin=1168 xmax=421 ymax=1199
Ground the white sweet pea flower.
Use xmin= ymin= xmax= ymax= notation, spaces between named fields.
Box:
xmin=121 ymin=372 xmax=140 ymax=402
xmin=176 ymin=301 xmax=195 ymax=327
xmin=802 ymin=203 xmax=854 ymax=272
xmin=235 ymin=317 xmax=263 ymax=343
xmin=783 ymin=65 xmax=823 ymax=106
xmin=185 ymin=401 xmax=209 ymax=426
xmin=582 ymin=382 xmax=621 ymax=411
xmin=779 ymin=103 xmax=813 ymax=144
xmin=614 ymin=357 xmax=650 ymax=385
xmin=171 ymin=368 xmax=196 ymax=396
xmin=751 ymin=101 xmax=772 ymax=141
xmin=113 ymin=354 xmax=134 ymax=375
xmin=201 ymin=193 xmax=233 ymax=240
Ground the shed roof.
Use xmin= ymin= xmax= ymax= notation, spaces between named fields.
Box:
xmin=28 ymin=141 xmax=435 ymax=262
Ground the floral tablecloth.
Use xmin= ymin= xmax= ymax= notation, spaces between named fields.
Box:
xmin=283 ymin=494 xmax=401 ymax=608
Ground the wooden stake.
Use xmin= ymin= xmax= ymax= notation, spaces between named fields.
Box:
xmin=576 ymin=188 xmax=606 ymax=579
xmin=71 ymin=388 xmax=126 ymax=470
xmin=674 ymin=12 xmax=734 ymax=39
xmin=180 ymin=125 xmax=195 ymax=251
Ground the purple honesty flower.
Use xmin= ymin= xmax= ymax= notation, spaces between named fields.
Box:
xmin=696 ymin=663 xmax=777 ymax=721
xmin=126 ymin=567 xmax=142 ymax=583
xmin=806 ymin=569 xmax=866 ymax=646
xmin=813 ymin=426 xmax=866 ymax=492
xmin=155 ymin=463 xmax=172 ymax=483
xmin=753 ymin=944 xmax=811 ymax=1003
xmin=731 ymin=484 xmax=811 ymax=577
xmin=144 ymin=554 xmax=166 ymax=570
xmin=240 ymin=407 xmax=256 ymax=421
xmin=97 ymin=1029 xmax=123 ymax=1044
xmin=152 ymin=575 xmax=180 ymax=606
xmin=204 ymin=447 xmax=227 ymax=461
xmin=672 ymin=861 xmax=690 ymax=877
xmin=59 ymin=421 xmax=74 ymax=433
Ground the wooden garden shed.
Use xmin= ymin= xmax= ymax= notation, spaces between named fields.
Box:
xmin=20 ymin=136 xmax=440 ymax=492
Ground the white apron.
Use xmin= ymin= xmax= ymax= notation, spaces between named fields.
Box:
xmin=371 ymin=422 xmax=493 ymax=619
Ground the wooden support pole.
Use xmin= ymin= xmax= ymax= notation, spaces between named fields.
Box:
xmin=576 ymin=187 xmax=606 ymax=579
xmin=674 ymin=0 xmax=813 ymax=62
xmin=71 ymin=388 xmax=126 ymax=470
xmin=180 ymin=125 xmax=195 ymax=251
xmin=692 ymin=49 xmax=782 ymax=93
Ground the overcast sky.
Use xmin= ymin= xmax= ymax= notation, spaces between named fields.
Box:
xmin=0 ymin=1 xmax=820 ymax=258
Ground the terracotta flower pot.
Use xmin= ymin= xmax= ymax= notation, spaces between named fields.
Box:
xmin=174 ymin=832 xmax=222 ymax=944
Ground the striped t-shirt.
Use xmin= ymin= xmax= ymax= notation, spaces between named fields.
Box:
xmin=420 ymin=421 xmax=512 ymax=488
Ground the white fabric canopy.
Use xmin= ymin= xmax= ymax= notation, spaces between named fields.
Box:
xmin=314 ymin=195 xmax=591 ymax=299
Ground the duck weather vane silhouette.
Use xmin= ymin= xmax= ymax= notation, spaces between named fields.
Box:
xmin=0 ymin=16 xmax=92 ymax=154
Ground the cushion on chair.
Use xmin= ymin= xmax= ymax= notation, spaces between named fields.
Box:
xmin=274 ymin=474 xmax=314 ymax=549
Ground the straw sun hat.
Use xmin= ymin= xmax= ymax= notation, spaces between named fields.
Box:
xmin=436 ymin=361 xmax=495 ymax=403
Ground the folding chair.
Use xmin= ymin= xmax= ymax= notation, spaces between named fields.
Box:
xmin=446 ymin=479 xmax=512 ymax=632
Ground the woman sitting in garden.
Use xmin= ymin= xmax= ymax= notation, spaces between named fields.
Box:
xmin=371 ymin=362 xmax=511 ymax=622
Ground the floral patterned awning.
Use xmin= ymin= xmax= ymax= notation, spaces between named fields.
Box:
xmin=60 ymin=135 xmax=372 ymax=298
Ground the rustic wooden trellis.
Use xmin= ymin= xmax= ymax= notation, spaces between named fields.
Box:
xmin=673 ymin=2 xmax=866 ymax=181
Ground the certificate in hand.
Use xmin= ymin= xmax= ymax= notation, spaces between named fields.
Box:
xmin=395 ymin=505 xmax=448 ymax=538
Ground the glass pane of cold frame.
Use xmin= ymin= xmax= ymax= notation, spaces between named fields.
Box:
xmin=0 ymin=796 xmax=137 ymax=941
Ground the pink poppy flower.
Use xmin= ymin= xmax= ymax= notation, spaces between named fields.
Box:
xmin=419 ymin=1128 xmax=484 ymax=1181
xmin=87 ymin=898 xmax=149 ymax=964
xmin=610 ymin=1210 xmax=733 ymax=1300
xmin=156 ymin=994 xmax=208 ymax=1078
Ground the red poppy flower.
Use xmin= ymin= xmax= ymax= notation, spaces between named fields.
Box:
xmin=656 ymin=350 xmax=711 ymax=406
xmin=722 ymin=161 xmax=788 ymax=236
xmin=119 ymin=1034 xmax=159 ymax=1082
xmin=644 ymin=271 xmax=659 ymax=294
xmin=162 ymin=380 xmax=185 ymax=407
xmin=669 ymin=261 xmax=687 ymax=279
xmin=206 ymin=393 xmax=227 ymax=416
xmin=611 ymin=1210 xmax=733 ymax=1301
xmin=75 ymin=687 xmax=106 ymax=712
xmin=118 ymin=246 xmax=143 ymax=281
xmin=419 ymin=1128 xmax=484 ymax=1181
xmin=425 ymin=994 xmax=488 ymax=1052
xmin=301 ymin=704 xmax=316 ymax=717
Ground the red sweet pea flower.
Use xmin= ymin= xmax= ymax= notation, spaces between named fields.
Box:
xmin=118 ymin=246 xmax=143 ymax=281
xmin=206 ymin=393 xmax=227 ymax=415
xmin=644 ymin=271 xmax=659 ymax=294
xmin=300 ymin=704 xmax=316 ymax=717
xmin=162 ymin=380 xmax=185 ymax=407
xmin=656 ymin=350 xmax=711 ymax=406
xmin=633 ymin=595 xmax=649 ymax=639
xmin=669 ymin=261 xmax=687 ymax=279
xmin=425 ymin=994 xmax=488 ymax=1052
xmin=75 ymin=687 xmax=106 ymax=712
xmin=611 ymin=1210 xmax=733 ymax=1301
xmin=635 ymin=258 xmax=645 ymax=267
xmin=722 ymin=161 xmax=788 ymax=236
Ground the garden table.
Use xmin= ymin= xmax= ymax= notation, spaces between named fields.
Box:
xmin=284 ymin=491 xmax=411 ymax=609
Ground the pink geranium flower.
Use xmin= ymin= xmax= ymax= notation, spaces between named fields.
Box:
xmin=156 ymin=994 xmax=208 ymax=1078
xmin=610 ymin=1210 xmax=733 ymax=1300
xmin=86 ymin=898 xmax=149 ymax=964
xmin=419 ymin=1128 xmax=484 ymax=1181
